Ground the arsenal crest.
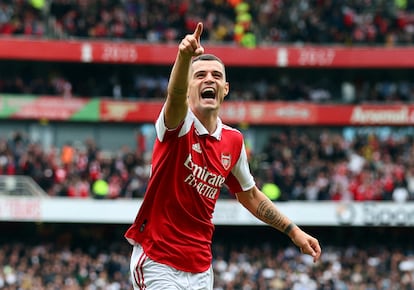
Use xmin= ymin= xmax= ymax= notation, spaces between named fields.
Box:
xmin=221 ymin=153 xmax=231 ymax=170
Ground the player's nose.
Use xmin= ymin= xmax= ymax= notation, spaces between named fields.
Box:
xmin=204 ymin=72 xmax=215 ymax=82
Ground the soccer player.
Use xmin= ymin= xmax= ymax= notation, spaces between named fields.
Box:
xmin=125 ymin=22 xmax=321 ymax=290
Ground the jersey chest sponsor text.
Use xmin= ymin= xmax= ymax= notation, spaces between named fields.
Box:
xmin=183 ymin=154 xmax=226 ymax=199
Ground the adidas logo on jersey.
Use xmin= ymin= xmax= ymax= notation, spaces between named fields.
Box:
xmin=192 ymin=143 xmax=202 ymax=153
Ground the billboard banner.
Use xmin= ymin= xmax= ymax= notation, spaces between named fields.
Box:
xmin=1 ymin=38 xmax=414 ymax=67
xmin=0 ymin=95 xmax=97 ymax=121
xmin=2 ymin=95 xmax=414 ymax=125
xmin=1 ymin=196 xmax=413 ymax=226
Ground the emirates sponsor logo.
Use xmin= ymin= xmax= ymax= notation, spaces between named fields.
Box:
xmin=350 ymin=107 xmax=410 ymax=124
xmin=183 ymin=155 xmax=226 ymax=199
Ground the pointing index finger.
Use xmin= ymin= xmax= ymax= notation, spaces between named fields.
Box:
xmin=193 ymin=22 xmax=203 ymax=42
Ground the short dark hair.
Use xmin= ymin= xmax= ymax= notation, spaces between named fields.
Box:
xmin=192 ymin=54 xmax=224 ymax=66
xmin=191 ymin=54 xmax=226 ymax=77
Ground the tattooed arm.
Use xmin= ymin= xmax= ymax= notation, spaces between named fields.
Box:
xmin=235 ymin=186 xmax=322 ymax=262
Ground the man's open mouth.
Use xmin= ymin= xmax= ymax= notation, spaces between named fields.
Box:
xmin=201 ymin=88 xmax=216 ymax=99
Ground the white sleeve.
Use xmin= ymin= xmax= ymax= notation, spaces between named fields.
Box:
xmin=231 ymin=142 xmax=255 ymax=191
xmin=155 ymin=105 xmax=193 ymax=142
xmin=155 ymin=105 xmax=168 ymax=142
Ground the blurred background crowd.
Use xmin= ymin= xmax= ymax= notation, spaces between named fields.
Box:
xmin=2 ymin=62 xmax=414 ymax=104
xmin=0 ymin=0 xmax=414 ymax=103
xmin=0 ymin=0 xmax=413 ymax=45
xmin=0 ymin=3 xmax=413 ymax=205
xmin=1 ymin=126 xmax=414 ymax=202
xmin=1 ymin=1 xmax=414 ymax=290
xmin=0 ymin=224 xmax=413 ymax=290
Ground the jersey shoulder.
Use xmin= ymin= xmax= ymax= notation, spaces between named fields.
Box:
xmin=222 ymin=124 xmax=242 ymax=134
xmin=221 ymin=124 xmax=244 ymax=146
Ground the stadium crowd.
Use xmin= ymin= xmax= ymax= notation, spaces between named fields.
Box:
xmin=256 ymin=127 xmax=414 ymax=202
xmin=0 ymin=4 xmax=411 ymax=200
xmin=1 ymin=1 xmax=414 ymax=103
xmin=1 ymin=64 xmax=414 ymax=104
xmin=0 ymin=0 xmax=413 ymax=46
xmin=0 ymin=127 xmax=413 ymax=202
xmin=1 ymin=1 xmax=414 ymax=290
xmin=0 ymin=225 xmax=413 ymax=290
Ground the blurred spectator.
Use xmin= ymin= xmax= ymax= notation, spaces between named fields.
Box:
xmin=1 ymin=2 xmax=414 ymax=103
xmin=1 ymin=63 xmax=414 ymax=103
xmin=1 ymin=224 xmax=414 ymax=289
xmin=1 ymin=126 xmax=414 ymax=202
xmin=92 ymin=178 xmax=109 ymax=199
xmin=0 ymin=0 xmax=413 ymax=46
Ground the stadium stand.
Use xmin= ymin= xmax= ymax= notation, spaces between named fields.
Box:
xmin=1 ymin=223 xmax=414 ymax=289
xmin=1 ymin=1 xmax=414 ymax=289
xmin=0 ymin=1 xmax=414 ymax=102
xmin=0 ymin=0 xmax=413 ymax=45
xmin=0 ymin=127 xmax=413 ymax=202
xmin=1 ymin=62 xmax=414 ymax=103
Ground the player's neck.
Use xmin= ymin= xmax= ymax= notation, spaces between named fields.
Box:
xmin=195 ymin=111 xmax=218 ymax=134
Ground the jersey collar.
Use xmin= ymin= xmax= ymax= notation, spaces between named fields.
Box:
xmin=192 ymin=110 xmax=222 ymax=140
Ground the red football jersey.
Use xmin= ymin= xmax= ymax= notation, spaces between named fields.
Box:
xmin=125 ymin=107 xmax=255 ymax=273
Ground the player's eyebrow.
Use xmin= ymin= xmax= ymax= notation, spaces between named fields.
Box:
xmin=194 ymin=69 xmax=224 ymax=77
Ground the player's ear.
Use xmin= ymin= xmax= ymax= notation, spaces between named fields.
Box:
xmin=224 ymin=82 xmax=229 ymax=98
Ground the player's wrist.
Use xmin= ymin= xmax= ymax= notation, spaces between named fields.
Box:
xmin=283 ymin=222 xmax=297 ymax=237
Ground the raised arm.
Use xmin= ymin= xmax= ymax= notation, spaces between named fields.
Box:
xmin=164 ymin=22 xmax=204 ymax=129
xmin=235 ymin=186 xmax=322 ymax=262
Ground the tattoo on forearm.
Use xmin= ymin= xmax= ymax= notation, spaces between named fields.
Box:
xmin=256 ymin=200 xmax=286 ymax=230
